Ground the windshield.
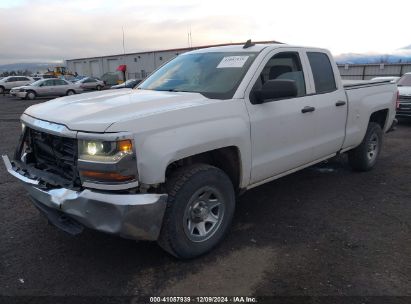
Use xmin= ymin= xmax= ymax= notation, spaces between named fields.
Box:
xmin=138 ymin=52 xmax=258 ymax=99
xmin=397 ymin=74 xmax=411 ymax=87
xmin=30 ymin=79 xmax=46 ymax=87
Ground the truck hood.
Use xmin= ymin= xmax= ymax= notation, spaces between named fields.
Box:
xmin=24 ymin=89 xmax=208 ymax=132
xmin=398 ymin=86 xmax=411 ymax=96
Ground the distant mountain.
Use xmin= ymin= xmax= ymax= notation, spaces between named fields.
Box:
xmin=335 ymin=49 xmax=411 ymax=64
xmin=0 ymin=62 xmax=63 ymax=74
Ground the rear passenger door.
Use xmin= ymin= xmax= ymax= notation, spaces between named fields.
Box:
xmin=304 ymin=51 xmax=347 ymax=159
xmin=53 ymin=79 xmax=68 ymax=95
xmin=38 ymin=79 xmax=55 ymax=96
xmin=17 ymin=77 xmax=32 ymax=86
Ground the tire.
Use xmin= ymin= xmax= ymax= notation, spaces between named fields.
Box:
xmin=0 ymin=86 xmax=4 ymax=94
xmin=66 ymin=90 xmax=75 ymax=96
xmin=158 ymin=164 xmax=235 ymax=259
xmin=348 ymin=122 xmax=382 ymax=171
xmin=26 ymin=91 xmax=36 ymax=100
xmin=96 ymin=85 xmax=102 ymax=91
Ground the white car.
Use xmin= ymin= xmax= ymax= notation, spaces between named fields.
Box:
xmin=3 ymin=42 xmax=397 ymax=259
xmin=396 ymin=72 xmax=411 ymax=118
xmin=13 ymin=78 xmax=83 ymax=100
xmin=76 ymin=77 xmax=105 ymax=91
xmin=0 ymin=76 xmax=34 ymax=94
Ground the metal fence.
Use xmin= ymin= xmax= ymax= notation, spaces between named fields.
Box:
xmin=337 ymin=63 xmax=411 ymax=80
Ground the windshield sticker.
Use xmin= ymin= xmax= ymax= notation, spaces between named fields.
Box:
xmin=217 ymin=56 xmax=249 ymax=68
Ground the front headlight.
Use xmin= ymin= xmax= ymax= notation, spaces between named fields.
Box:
xmin=79 ymin=139 xmax=133 ymax=162
xmin=77 ymin=139 xmax=138 ymax=186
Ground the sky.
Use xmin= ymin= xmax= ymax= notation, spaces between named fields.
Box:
xmin=0 ymin=0 xmax=410 ymax=65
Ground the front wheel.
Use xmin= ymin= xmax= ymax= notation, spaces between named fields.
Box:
xmin=0 ymin=86 xmax=4 ymax=94
xmin=158 ymin=164 xmax=235 ymax=259
xmin=26 ymin=91 xmax=36 ymax=100
xmin=66 ymin=90 xmax=75 ymax=96
xmin=348 ymin=122 xmax=382 ymax=171
xmin=96 ymin=85 xmax=102 ymax=91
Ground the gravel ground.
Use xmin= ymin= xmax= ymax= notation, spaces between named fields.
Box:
xmin=0 ymin=94 xmax=410 ymax=302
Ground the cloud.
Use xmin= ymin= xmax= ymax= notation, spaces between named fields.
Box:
xmin=0 ymin=0 xmax=410 ymax=64
xmin=0 ymin=0 xmax=258 ymax=64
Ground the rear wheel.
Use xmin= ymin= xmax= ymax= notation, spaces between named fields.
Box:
xmin=66 ymin=90 xmax=75 ymax=96
xmin=26 ymin=91 xmax=36 ymax=100
xmin=348 ymin=122 xmax=382 ymax=171
xmin=158 ymin=164 xmax=235 ymax=259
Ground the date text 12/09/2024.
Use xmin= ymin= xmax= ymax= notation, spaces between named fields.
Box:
xmin=148 ymin=296 xmax=258 ymax=303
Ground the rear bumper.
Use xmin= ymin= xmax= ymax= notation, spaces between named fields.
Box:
xmin=2 ymin=155 xmax=168 ymax=241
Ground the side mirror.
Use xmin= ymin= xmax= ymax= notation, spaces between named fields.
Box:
xmin=255 ymin=79 xmax=298 ymax=104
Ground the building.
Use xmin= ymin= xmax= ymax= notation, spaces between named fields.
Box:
xmin=338 ymin=63 xmax=411 ymax=80
xmin=65 ymin=41 xmax=280 ymax=81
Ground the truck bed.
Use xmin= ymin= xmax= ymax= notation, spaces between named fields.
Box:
xmin=342 ymin=79 xmax=394 ymax=89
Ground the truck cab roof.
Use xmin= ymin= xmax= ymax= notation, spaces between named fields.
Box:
xmin=186 ymin=43 xmax=328 ymax=55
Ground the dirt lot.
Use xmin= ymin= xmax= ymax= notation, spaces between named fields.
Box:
xmin=0 ymin=94 xmax=410 ymax=301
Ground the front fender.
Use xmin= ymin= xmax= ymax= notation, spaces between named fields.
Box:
xmin=136 ymin=117 xmax=250 ymax=187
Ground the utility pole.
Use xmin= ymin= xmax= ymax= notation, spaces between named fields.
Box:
xmin=122 ymin=26 xmax=126 ymax=81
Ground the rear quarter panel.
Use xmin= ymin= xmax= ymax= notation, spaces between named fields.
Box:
xmin=343 ymin=82 xmax=397 ymax=149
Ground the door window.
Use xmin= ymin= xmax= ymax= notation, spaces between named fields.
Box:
xmin=251 ymin=52 xmax=306 ymax=103
xmin=307 ymin=52 xmax=337 ymax=94
xmin=53 ymin=79 xmax=68 ymax=85
xmin=44 ymin=79 xmax=55 ymax=86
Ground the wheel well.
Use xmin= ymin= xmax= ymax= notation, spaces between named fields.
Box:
xmin=369 ymin=109 xmax=388 ymax=129
xmin=165 ymin=146 xmax=241 ymax=192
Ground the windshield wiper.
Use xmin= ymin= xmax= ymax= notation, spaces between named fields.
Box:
xmin=156 ymin=89 xmax=193 ymax=93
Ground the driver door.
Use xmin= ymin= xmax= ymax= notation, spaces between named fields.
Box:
xmin=37 ymin=79 xmax=55 ymax=96
xmin=245 ymin=50 xmax=319 ymax=184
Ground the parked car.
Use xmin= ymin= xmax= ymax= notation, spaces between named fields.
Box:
xmin=59 ymin=75 xmax=76 ymax=82
xmin=13 ymin=78 xmax=83 ymax=100
xmin=76 ymin=77 xmax=105 ymax=90
xmin=396 ymin=72 xmax=411 ymax=118
xmin=111 ymin=79 xmax=141 ymax=89
xmin=0 ymin=76 xmax=34 ymax=94
xmin=371 ymin=76 xmax=400 ymax=83
xmin=71 ymin=76 xmax=86 ymax=83
xmin=3 ymin=43 xmax=397 ymax=259
xmin=100 ymin=72 xmax=119 ymax=86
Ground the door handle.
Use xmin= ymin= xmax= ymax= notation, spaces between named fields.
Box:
xmin=335 ymin=100 xmax=346 ymax=106
xmin=301 ymin=106 xmax=315 ymax=113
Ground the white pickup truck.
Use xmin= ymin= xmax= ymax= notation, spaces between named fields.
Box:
xmin=3 ymin=42 xmax=397 ymax=259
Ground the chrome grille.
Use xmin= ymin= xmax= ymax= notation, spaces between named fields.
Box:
xmin=399 ymin=95 xmax=411 ymax=102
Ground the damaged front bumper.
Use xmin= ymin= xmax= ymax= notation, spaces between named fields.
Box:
xmin=2 ymin=155 xmax=168 ymax=241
